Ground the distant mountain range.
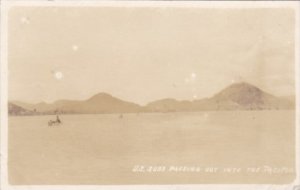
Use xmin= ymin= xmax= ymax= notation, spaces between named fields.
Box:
xmin=8 ymin=82 xmax=295 ymax=116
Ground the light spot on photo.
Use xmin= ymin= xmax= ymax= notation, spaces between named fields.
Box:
xmin=72 ymin=45 xmax=79 ymax=51
xmin=20 ymin=17 xmax=30 ymax=24
xmin=54 ymin=71 xmax=63 ymax=80
xmin=191 ymin=73 xmax=197 ymax=79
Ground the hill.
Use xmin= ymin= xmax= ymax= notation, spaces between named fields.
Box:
xmin=12 ymin=93 xmax=141 ymax=114
xmin=10 ymin=82 xmax=295 ymax=115
xmin=145 ymin=82 xmax=295 ymax=111
xmin=8 ymin=103 xmax=35 ymax=116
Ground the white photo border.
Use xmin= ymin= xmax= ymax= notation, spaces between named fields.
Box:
xmin=1 ymin=1 xmax=299 ymax=190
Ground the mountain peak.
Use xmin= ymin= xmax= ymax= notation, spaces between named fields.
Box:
xmin=218 ymin=82 xmax=264 ymax=95
xmin=227 ymin=82 xmax=258 ymax=89
xmin=87 ymin=92 xmax=113 ymax=101
xmin=213 ymin=82 xmax=274 ymax=108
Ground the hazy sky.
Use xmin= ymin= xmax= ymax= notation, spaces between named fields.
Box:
xmin=8 ymin=7 xmax=295 ymax=105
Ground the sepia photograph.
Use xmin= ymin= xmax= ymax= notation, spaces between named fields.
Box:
xmin=1 ymin=1 xmax=299 ymax=189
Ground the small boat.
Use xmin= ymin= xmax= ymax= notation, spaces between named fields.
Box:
xmin=48 ymin=115 xmax=62 ymax=127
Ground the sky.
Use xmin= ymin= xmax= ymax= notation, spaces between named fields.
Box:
xmin=8 ymin=7 xmax=295 ymax=105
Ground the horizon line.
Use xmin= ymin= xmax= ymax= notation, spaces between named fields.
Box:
xmin=8 ymin=82 xmax=295 ymax=106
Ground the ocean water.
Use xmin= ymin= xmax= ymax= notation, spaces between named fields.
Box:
xmin=8 ymin=111 xmax=295 ymax=184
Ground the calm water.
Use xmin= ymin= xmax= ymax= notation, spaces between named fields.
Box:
xmin=8 ymin=111 xmax=295 ymax=184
